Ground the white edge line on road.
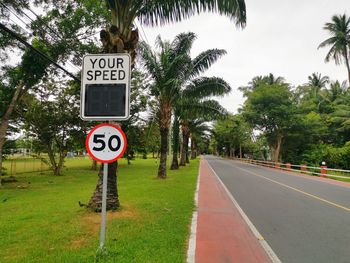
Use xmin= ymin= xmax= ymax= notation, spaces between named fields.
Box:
xmin=186 ymin=160 xmax=201 ymax=263
xmin=206 ymin=160 xmax=282 ymax=263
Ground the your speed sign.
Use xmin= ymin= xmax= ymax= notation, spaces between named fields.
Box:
xmin=86 ymin=123 xmax=127 ymax=163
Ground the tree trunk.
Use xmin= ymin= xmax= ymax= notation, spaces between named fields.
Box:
xmin=239 ymin=143 xmax=242 ymax=159
xmin=180 ymin=131 xmax=186 ymax=166
xmin=170 ymin=116 xmax=180 ymax=170
xmin=158 ymin=128 xmax=169 ymax=178
xmin=185 ymin=135 xmax=190 ymax=164
xmin=271 ymin=134 xmax=283 ymax=162
xmin=191 ymin=137 xmax=196 ymax=159
xmin=91 ymin=160 xmax=97 ymax=170
xmin=171 ymin=149 xmax=179 ymax=170
xmin=229 ymin=148 xmax=234 ymax=158
xmin=0 ymin=84 xmax=23 ymax=185
xmin=344 ymin=47 xmax=350 ymax=85
xmin=56 ymin=151 xmax=65 ymax=176
xmin=180 ymin=122 xmax=190 ymax=166
xmin=88 ymin=161 xmax=119 ymax=211
xmin=157 ymin=99 xmax=171 ymax=179
xmin=46 ymin=143 xmax=58 ymax=175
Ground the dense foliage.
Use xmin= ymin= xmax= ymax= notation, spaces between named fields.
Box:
xmin=214 ymin=72 xmax=350 ymax=169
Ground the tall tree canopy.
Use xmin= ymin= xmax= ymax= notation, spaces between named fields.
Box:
xmin=241 ymin=75 xmax=295 ymax=162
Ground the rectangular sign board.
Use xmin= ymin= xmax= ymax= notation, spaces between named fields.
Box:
xmin=80 ymin=53 xmax=131 ymax=121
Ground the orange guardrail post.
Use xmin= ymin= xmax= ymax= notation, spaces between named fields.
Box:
xmin=301 ymin=164 xmax=307 ymax=173
xmin=286 ymin=163 xmax=291 ymax=171
xmin=320 ymin=166 xmax=327 ymax=177
xmin=275 ymin=163 xmax=280 ymax=169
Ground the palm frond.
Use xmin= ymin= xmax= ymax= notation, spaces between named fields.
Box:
xmin=171 ymin=32 xmax=197 ymax=56
xmin=188 ymin=119 xmax=211 ymax=135
xmin=181 ymin=99 xmax=228 ymax=120
xmin=139 ymin=41 xmax=162 ymax=84
xmin=138 ymin=0 xmax=246 ymax=28
xmin=183 ymin=77 xmax=231 ymax=99
xmin=191 ymin=49 xmax=227 ymax=77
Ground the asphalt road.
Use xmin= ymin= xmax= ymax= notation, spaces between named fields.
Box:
xmin=204 ymin=155 xmax=350 ymax=263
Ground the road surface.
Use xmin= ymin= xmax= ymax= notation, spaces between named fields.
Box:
xmin=204 ymin=155 xmax=350 ymax=263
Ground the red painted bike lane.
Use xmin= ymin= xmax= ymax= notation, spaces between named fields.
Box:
xmin=194 ymin=160 xmax=273 ymax=263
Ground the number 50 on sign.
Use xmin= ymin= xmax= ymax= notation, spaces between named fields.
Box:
xmin=86 ymin=123 xmax=127 ymax=163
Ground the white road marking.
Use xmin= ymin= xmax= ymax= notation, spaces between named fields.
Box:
xmin=232 ymin=162 xmax=350 ymax=213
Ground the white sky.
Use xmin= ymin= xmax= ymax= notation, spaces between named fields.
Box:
xmin=138 ymin=0 xmax=350 ymax=113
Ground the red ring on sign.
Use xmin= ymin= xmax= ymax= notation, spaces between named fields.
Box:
xmin=85 ymin=123 xmax=127 ymax=163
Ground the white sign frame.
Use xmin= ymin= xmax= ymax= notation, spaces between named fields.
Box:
xmin=80 ymin=53 xmax=131 ymax=121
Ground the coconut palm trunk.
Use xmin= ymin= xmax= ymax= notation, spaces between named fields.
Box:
xmin=191 ymin=137 xmax=196 ymax=159
xmin=344 ymin=48 xmax=350 ymax=85
xmin=185 ymin=137 xmax=190 ymax=164
xmin=180 ymin=122 xmax=190 ymax=166
xmin=170 ymin=116 xmax=180 ymax=170
xmin=88 ymin=162 xmax=119 ymax=211
xmin=158 ymin=99 xmax=172 ymax=178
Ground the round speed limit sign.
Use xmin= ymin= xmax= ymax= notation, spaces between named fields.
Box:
xmin=86 ymin=123 xmax=127 ymax=163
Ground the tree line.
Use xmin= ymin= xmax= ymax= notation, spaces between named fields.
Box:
xmin=214 ymin=71 xmax=350 ymax=168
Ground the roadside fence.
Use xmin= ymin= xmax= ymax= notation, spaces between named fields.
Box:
xmin=3 ymin=156 xmax=50 ymax=176
xmin=231 ymin=158 xmax=350 ymax=180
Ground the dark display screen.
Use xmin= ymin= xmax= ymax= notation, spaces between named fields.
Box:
xmin=84 ymin=84 xmax=126 ymax=116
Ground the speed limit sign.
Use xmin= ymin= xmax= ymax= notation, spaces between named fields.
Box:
xmin=86 ymin=123 xmax=127 ymax=163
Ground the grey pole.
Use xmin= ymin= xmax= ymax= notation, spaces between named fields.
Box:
xmin=99 ymin=162 xmax=108 ymax=250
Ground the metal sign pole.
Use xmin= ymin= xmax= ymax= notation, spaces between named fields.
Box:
xmin=99 ymin=162 xmax=108 ymax=250
xmin=85 ymin=123 xmax=127 ymax=253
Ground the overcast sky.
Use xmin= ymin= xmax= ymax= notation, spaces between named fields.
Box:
xmin=137 ymin=0 xmax=350 ymax=113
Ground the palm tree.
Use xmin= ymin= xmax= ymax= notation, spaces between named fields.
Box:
xmin=189 ymin=119 xmax=211 ymax=159
xmin=264 ymin=73 xmax=285 ymax=85
xmin=239 ymin=74 xmax=285 ymax=97
xmin=318 ymin=14 xmax=350 ymax=85
xmin=89 ymin=0 xmax=247 ymax=209
xmin=178 ymin=86 xmax=230 ymax=166
xmin=170 ymin=46 xmax=230 ymax=168
xmin=307 ymin=72 xmax=329 ymax=88
xmin=326 ymin=80 xmax=348 ymax=103
xmin=140 ymin=33 xmax=195 ymax=178
xmin=302 ymin=73 xmax=330 ymax=110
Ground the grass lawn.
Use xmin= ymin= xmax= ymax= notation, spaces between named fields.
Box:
xmin=0 ymin=157 xmax=199 ymax=263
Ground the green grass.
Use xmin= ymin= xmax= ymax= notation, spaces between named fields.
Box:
xmin=0 ymin=157 xmax=199 ymax=263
